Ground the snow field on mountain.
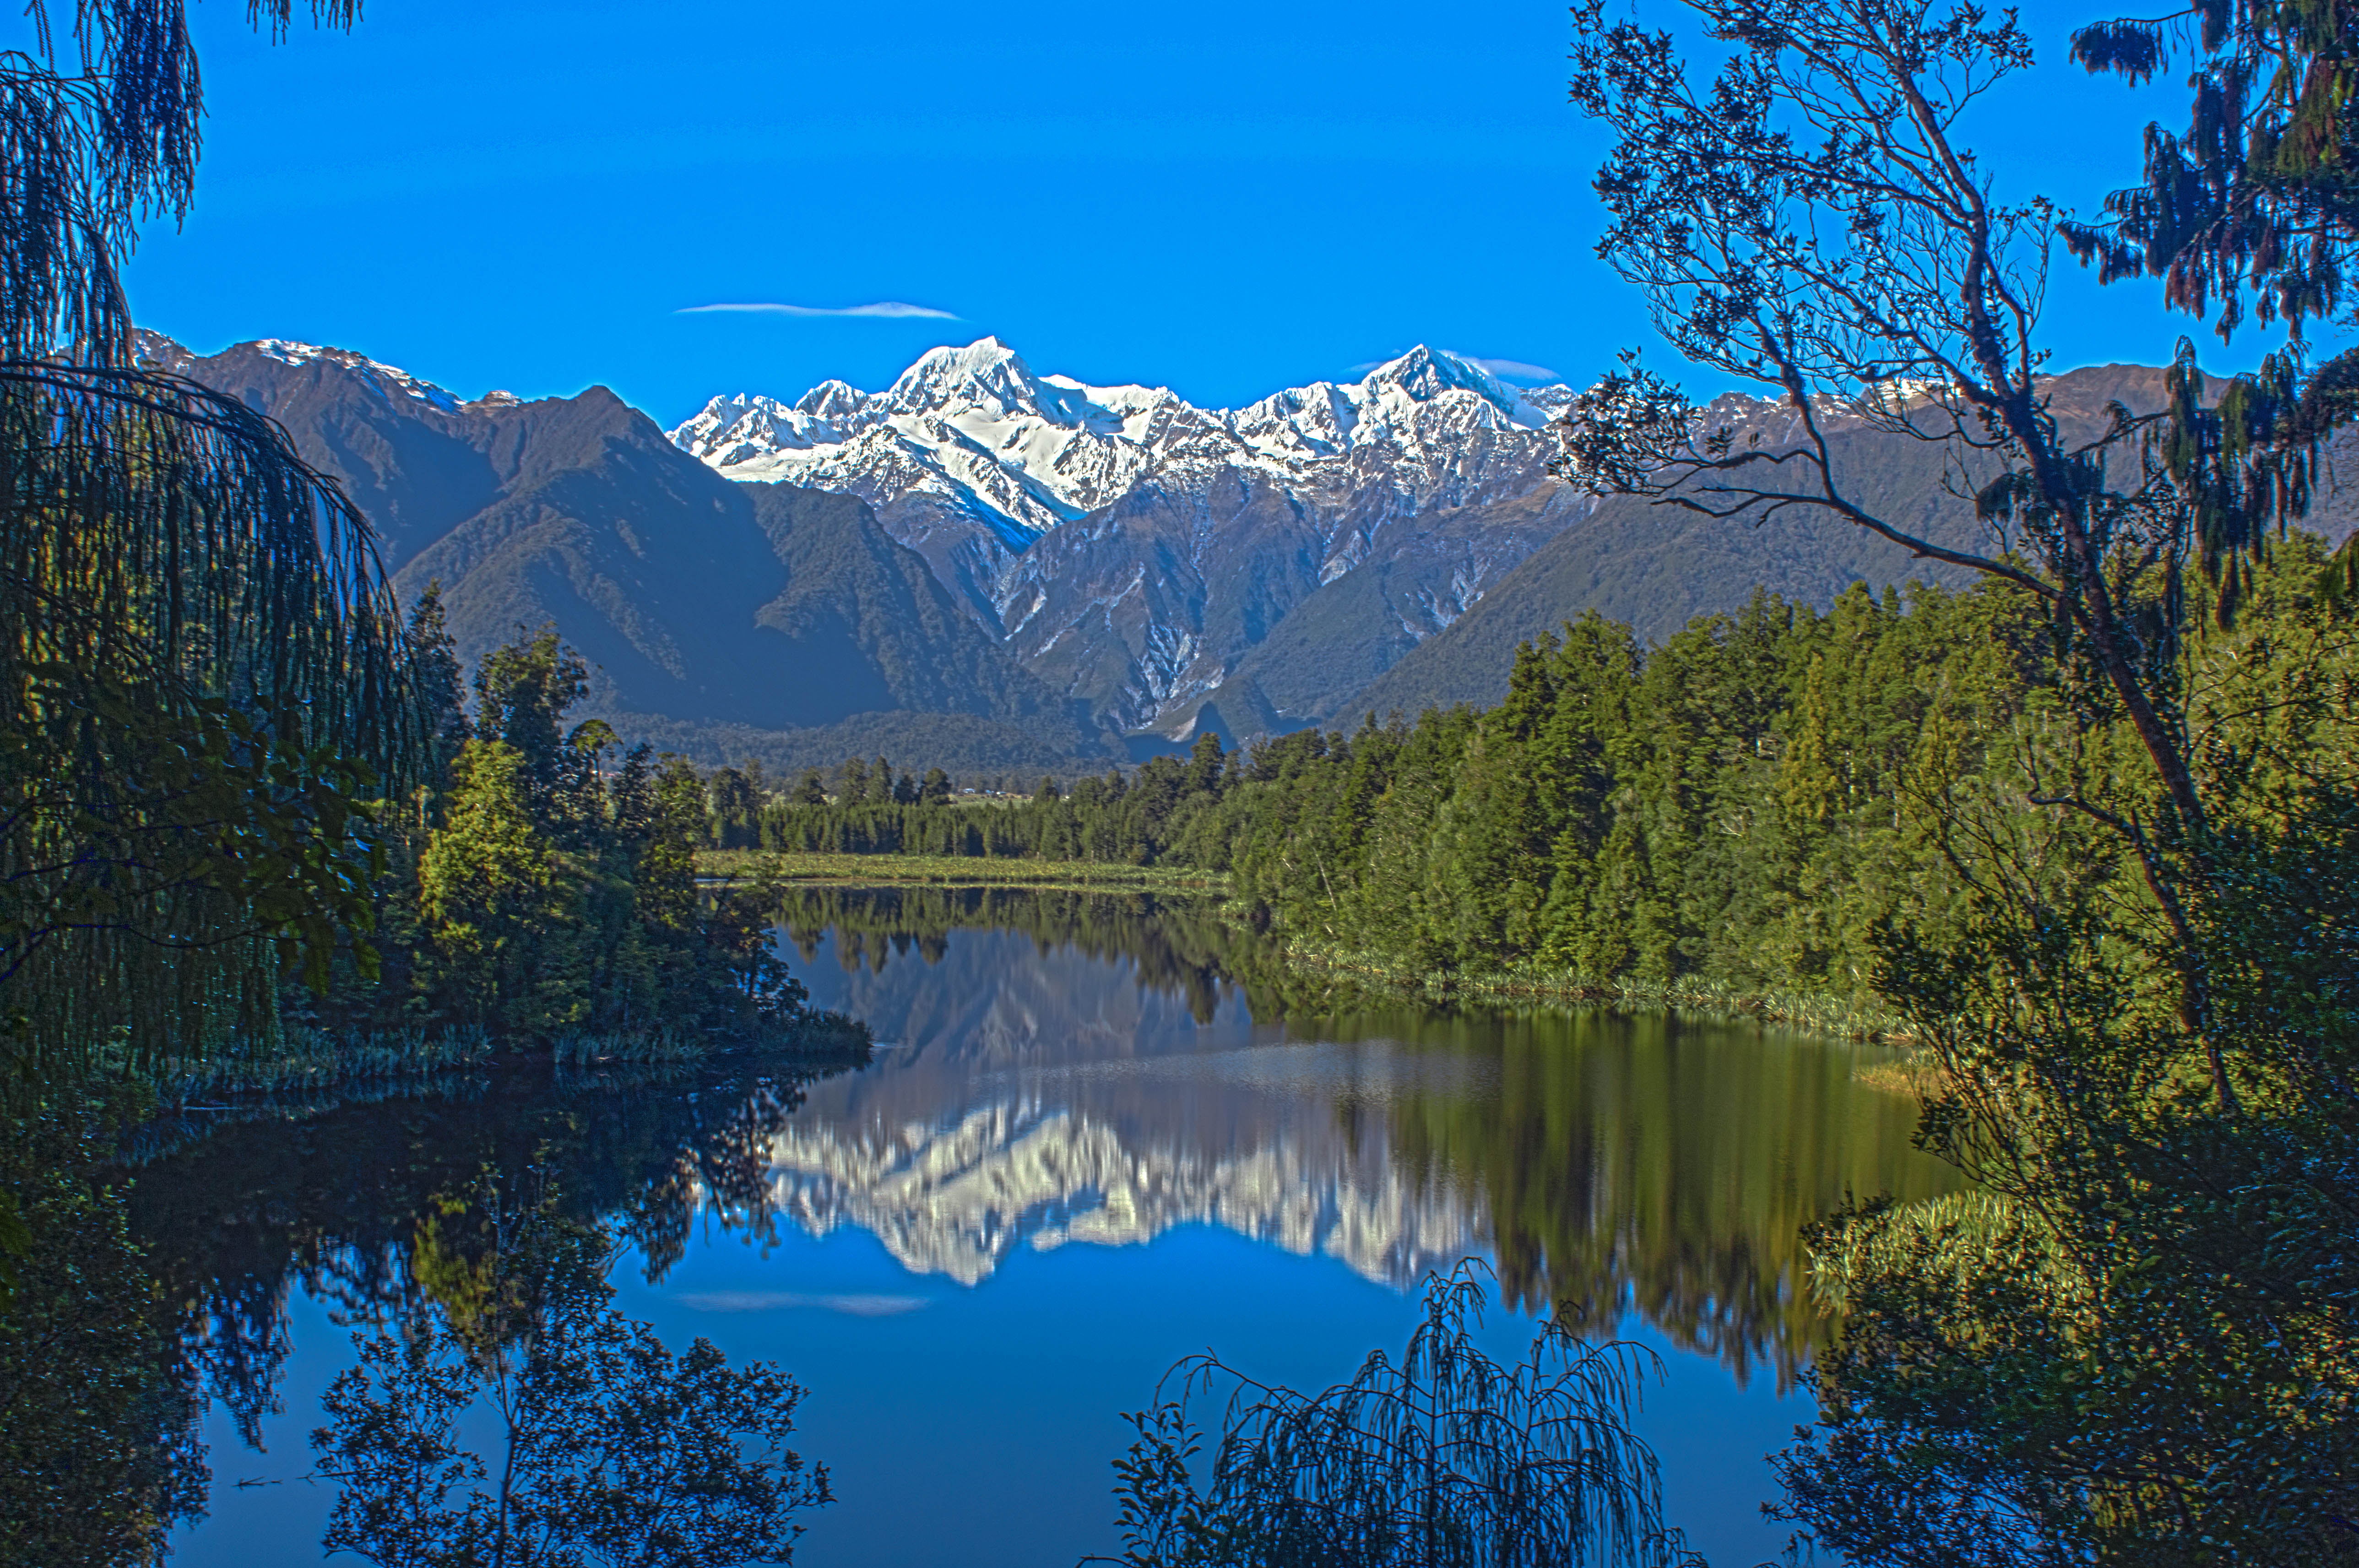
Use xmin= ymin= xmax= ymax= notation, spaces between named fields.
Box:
xmin=668 ymin=337 xmax=1573 ymax=546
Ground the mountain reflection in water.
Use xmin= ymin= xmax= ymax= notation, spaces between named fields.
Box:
xmin=772 ymin=887 xmax=1956 ymax=1386
xmin=133 ymin=887 xmax=1958 ymax=1567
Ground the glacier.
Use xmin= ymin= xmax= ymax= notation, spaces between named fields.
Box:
xmin=669 ymin=339 xmax=1584 ymax=733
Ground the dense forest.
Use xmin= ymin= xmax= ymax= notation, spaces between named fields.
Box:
xmin=287 ymin=599 xmax=852 ymax=1060
xmin=732 ymin=551 xmax=2353 ymax=1017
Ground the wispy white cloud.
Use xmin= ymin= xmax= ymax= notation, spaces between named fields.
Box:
xmin=1464 ymin=356 xmax=1560 ymax=383
xmin=677 ymin=301 xmax=960 ymax=320
xmin=1346 ymin=351 xmax=1563 ymax=384
xmin=674 ymin=1290 xmax=930 ymax=1317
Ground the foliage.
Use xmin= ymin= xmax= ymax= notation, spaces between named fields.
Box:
xmin=0 ymin=0 xmax=418 ymax=1306
xmin=1770 ymin=561 xmax=2359 ymax=1565
xmin=1768 ymin=1193 xmax=2097 ymax=1568
xmin=617 ymin=706 xmax=1114 ymax=783
xmin=325 ymin=625 xmax=817 ymax=1052
xmin=754 ymin=570 xmax=2109 ymax=1014
xmin=0 ymin=1101 xmax=208 ymax=1568
xmin=1095 ymin=1262 xmax=1698 ymax=1568
xmin=1195 ymin=579 xmax=2048 ymax=1006
xmin=703 ymin=850 xmax=1224 ymax=893
xmin=419 ymin=739 xmax=564 ymax=1024
xmin=5 ymin=678 xmax=397 ymax=1048
xmin=754 ymin=732 xmax=1239 ymax=868
xmin=2067 ymin=0 xmax=2359 ymax=602
xmin=1555 ymin=2 xmax=2359 ymax=1559
xmin=308 ymin=1175 xmax=830 ymax=1567
xmin=1564 ymin=0 xmax=2283 ymax=851
xmin=2070 ymin=0 xmax=2359 ymax=340
xmin=0 ymin=0 xmax=413 ymax=1067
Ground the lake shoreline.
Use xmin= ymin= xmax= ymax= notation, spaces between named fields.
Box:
xmin=1272 ymin=939 xmax=1917 ymax=1047
xmin=704 ymin=862 xmax=1925 ymax=1085
xmin=696 ymin=849 xmax=1229 ymax=893
xmin=148 ymin=1011 xmax=874 ymax=1103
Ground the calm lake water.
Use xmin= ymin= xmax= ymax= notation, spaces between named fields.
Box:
xmin=145 ymin=889 xmax=1954 ymax=1566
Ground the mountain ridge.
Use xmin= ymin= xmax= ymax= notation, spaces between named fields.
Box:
xmin=137 ymin=331 xmax=1117 ymax=773
xmin=1339 ymin=364 xmax=2359 ymax=722
xmin=672 ymin=340 xmax=1581 ymax=733
xmin=143 ymin=329 xmax=2350 ymax=772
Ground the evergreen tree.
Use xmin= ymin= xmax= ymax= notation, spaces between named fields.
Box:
xmin=407 ymin=582 xmax=471 ymax=779
xmin=708 ymin=765 xmax=763 ymax=849
xmin=418 ymin=742 xmax=563 ymax=1032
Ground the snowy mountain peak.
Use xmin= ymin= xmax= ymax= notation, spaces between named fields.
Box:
xmin=885 ymin=336 xmax=1019 ymax=400
xmin=249 ymin=339 xmax=464 ymax=414
xmin=879 ymin=336 xmax=1101 ymax=430
xmin=667 ymin=339 xmax=1576 ymax=645
xmin=795 ymin=379 xmax=866 ymax=418
xmin=1360 ymin=345 xmax=1533 ymax=421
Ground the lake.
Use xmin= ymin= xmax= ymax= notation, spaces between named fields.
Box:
xmin=145 ymin=888 xmax=1955 ymax=1566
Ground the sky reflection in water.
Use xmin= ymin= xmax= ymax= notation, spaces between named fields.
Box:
xmin=163 ymin=890 xmax=1953 ymax=1567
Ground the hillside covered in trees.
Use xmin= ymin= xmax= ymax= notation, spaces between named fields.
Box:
xmin=738 ymin=534 xmax=2354 ymax=1018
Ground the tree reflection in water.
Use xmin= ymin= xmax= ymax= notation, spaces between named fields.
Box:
xmin=775 ymin=884 xmax=1263 ymax=1025
xmin=307 ymin=1173 xmax=829 ymax=1566
xmin=115 ymin=889 xmax=1954 ymax=1561
xmin=123 ymin=1050 xmax=860 ymax=1557
xmin=775 ymin=886 xmax=1955 ymax=1388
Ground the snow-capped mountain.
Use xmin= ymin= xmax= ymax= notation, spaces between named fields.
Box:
xmin=674 ymin=338 xmax=1561 ymax=539
xmin=141 ymin=327 xmax=2285 ymax=761
xmin=240 ymin=338 xmax=476 ymax=413
xmin=672 ymin=340 xmax=1582 ymax=732
xmin=141 ymin=327 xmax=2293 ymax=761
xmin=676 ymin=340 xmax=1168 ymax=537
xmin=132 ymin=330 xmax=1105 ymax=773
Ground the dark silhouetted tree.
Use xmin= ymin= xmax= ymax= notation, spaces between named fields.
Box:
xmin=1096 ymin=1263 xmax=1698 ymax=1568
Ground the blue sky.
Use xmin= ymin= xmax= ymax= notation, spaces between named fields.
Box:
xmin=87 ymin=0 xmax=2329 ymax=423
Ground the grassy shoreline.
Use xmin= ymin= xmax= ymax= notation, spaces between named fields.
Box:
xmin=151 ymin=1013 xmax=873 ymax=1102
xmin=695 ymin=850 xmax=1229 ymax=893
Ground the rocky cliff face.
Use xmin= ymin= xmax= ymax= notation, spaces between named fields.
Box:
xmin=673 ymin=341 xmax=1580 ymax=734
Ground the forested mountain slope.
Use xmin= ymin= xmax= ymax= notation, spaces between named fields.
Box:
xmin=1340 ymin=365 xmax=2359 ymax=721
xmin=1206 ymin=480 xmax=1592 ymax=732
xmin=143 ymin=333 xmax=1112 ymax=771
xmin=147 ymin=331 xmax=2359 ymax=766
